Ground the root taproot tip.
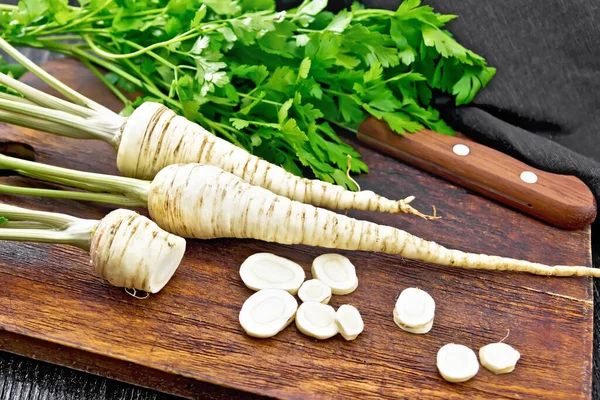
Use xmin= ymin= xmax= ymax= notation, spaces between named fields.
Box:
xmin=398 ymin=197 xmax=441 ymax=221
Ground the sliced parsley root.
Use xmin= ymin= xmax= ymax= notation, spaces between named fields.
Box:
xmin=479 ymin=342 xmax=521 ymax=374
xmin=0 ymin=39 xmax=432 ymax=220
xmin=311 ymin=254 xmax=358 ymax=295
xmin=239 ymin=288 xmax=298 ymax=338
xmin=335 ymin=304 xmax=364 ymax=341
xmin=393 ymin=287 xmax=435 ymax=334
xmin=298 ymin=279 xmax=332 ymax=304
xmin=296 ymin=302 xmax=339 ymax=340
xmin=239 ymin=252 xmax=305 ymax=294
xmin=0 ymin=155 xmax=597 ymax=279
xmin=0 ymin=204 xmax=185 ymax=293
xmin=437 ymin=344 xmax=480 ymax=383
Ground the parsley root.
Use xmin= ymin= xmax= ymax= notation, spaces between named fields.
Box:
xmin=0 ymin=38 xmax=432 ymax=219
xmin=0 ymin=155 xmax=596 ymax=279
xmin=119 ymin=102 xmax=427 ymax=217
xmin=0 ymin=204 xmax=185 ymax=293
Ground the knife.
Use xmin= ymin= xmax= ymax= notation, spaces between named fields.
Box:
xmin=354 ymin=117 xmax=597 ymax=230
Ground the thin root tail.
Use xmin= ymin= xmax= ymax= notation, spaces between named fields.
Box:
xmin=398 ymin=197 xmax=441 ymax=221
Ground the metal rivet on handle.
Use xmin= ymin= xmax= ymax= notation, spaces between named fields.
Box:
xmin=452 ymin=144 xmax=470 ymax=156
xmin=520 ymin=171 xmax=538 ymax=184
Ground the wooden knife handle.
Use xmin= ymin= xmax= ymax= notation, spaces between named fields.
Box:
xmin=357 ymin=117 xmax=597 ymax=230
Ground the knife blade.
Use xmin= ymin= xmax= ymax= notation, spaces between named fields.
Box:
xmin=354 ymin=116 xmax=597 ymax=230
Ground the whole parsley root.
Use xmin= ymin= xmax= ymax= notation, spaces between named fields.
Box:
xmin=0 ymin=38 xmax=433 ymax=219
xmin=0 ymin=0 xmax=495 ymax=190
xmin=0 ymin=204 xmax=186 ymax=293
xmin=0 ymin=155 xmax=596 ymax=279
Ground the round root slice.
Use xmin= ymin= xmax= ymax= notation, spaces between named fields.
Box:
xmin=479 ymin=343 xmax=521 ymax=374
xmin=335 ymin=304 xmax=364 ymax=341
xmin=298 ymin=279 xmax=332 ymax=304
xmin=394 ymin=287 xmax=435 ymax=330
xmin=393 ymin=309 xmax=434 ymax=334
xmin=239 ymin=253 xmax=305 ymax=294
xmin=437 ymin=344 xmax=480 ymax=383
xmin=311 ymin=254 xmax=358 ymax=295
xmin=90 ymin=209 xmax=186 ymax=293
xmin=295 ymin=302 xmax=339 ymax=340
xmin=239 ymin=288 xmax=298 ymax=338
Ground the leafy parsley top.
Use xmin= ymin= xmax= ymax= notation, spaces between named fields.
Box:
xmin=0 ymin=0 xmax=495 ymax=189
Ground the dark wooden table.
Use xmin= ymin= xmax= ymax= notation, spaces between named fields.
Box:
xmin=0 ymin=47 xmax=598 ymax=400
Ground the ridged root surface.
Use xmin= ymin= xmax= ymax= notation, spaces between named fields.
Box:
xmin=117 ymin=102 xmax=431 ymax=218
xmin=90 ymin=209 xmax=186 ymax=293
xmin=147 ymin=164 xmax=599 ymax=278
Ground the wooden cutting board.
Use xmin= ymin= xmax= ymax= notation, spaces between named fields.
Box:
xmin=0 ymin=59 xmax=593 ymax=400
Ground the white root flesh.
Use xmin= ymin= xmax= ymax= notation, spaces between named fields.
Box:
xmin=90 ymin=209 xmax=186 ymax=293
xmin=479 ymin=343 xmax=521 ymax=374
xmin=295 ymin=302 xmax=339 ymax=340
xmin=147 ymin=164 xmax=599 ymax=278
xmin=393 ymin=287 xmax=435 ymax=334
xmin=437 ymin=343 xmax=480 ymax=383
xmin=335 ymin=304 xmax=364 ymax=341
xmin=394 ymin=317 xmax=434 ymax=334
xmin=239 ymin=252 xmax=305 ymax=295
xmin=119 ymin=102 xmax=430 ymax=218
xmin=238 ymin=288 xmax=298 ymax=338
xmin=298 ymin=279 xmax=332 ymax=304
xmin=311 ymin=254 xmax=358 ymax=295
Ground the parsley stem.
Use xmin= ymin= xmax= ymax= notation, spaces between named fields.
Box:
xmin=321 ymin=88 xmax=353 ymax=99
xmin=0 ymin=4 xmax=16 ymax=11
xmin=81 ymin=25 xmax=210 ymax=60
xmin=26 ymin=38 xmax=179 ymax=111
xmin=0 ymin=226 xmax=92 ymax=247
xmin=296 ymin=28 xmax=322 ymax=33
xmin=62 ymin=43 xmax=181 ymax=109
xmin=238 ymin=93 xmax=283 ymax=106
xmin=0 ymin=37 xmax=110 ymax=113
xmin=80 ymin=57 xmax=129 ymax=107
xmin=121 ymin=57 xmax=163 ymax=95
xmin=0 ymin=184 xmax=143 ymax=208
xmin=41 ymin=0 xmax=112 ymax=37
xmin=1 ymin=221 xmax=54 ymax=229
xmin=36 ymin=35 xmax=84 ymax=41
xmin=352 ymin=9 xmax=395 ymax=20
xmin=98 ymin=35 xmax=179 ymax=70
xmin=0 ymin=203 xmax=79 ymax=228
xmin=42 ymin=28 xmax=110 ymax=35
xmin=204 ymin=119 xmax=247 ymax=150
xmin=0 ymin=109 xmax=95 ymax=140
xmin=0 ymin=154 xmax=150 ymax=205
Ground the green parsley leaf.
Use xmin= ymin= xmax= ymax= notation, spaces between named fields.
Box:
xmin=278 ymin=98 xmax=294 ymax=124
xmin=382 ymin=111 xmax=424 ymax=134
xmin=297 ymin=58 xmax=311 ymax=81
xmin=241 ymin=0 xmax=275 ymax=12
xmin=325 ymin=9 xmax=352 ymax=33
xmin=203 ymin=0 xmax=241 ymax=16
xmin=191 ymin=5 xmax=207 ymax=28
xmin=363 ymin=61 xmax=383 ymax=83
xmin=292 ymin=0 xmax=328 ymax=27
xmin=339 ymin=95 xmax=365 ymax=124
